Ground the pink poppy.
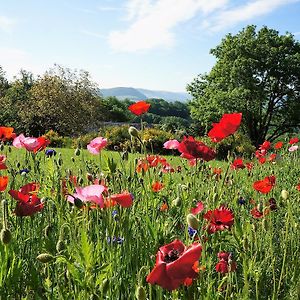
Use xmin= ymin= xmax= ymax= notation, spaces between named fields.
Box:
xmin=67 ymin=184 xmax=107 ymax=208
xmin=163 ymin=139 xmax=180 ymax=150
xmin=13 ymin=134 xmax=49 ymax=152
xmin=87 ymin=137 xmax=107 ymax=155
xmin=288 ymin=145 xmax=298 ymax=152
xmin=190 ymin=201 xmax=204 ymax=215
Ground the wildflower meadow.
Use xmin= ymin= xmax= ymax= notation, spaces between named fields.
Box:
xmin=0 ymin=106 xmax=299 ymax=300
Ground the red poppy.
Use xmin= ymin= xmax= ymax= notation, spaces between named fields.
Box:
xmin=146 ymin=240 xmax=202 ymax=291
xmin=259 ymin=141 xmax=271 ymax=151
xmin=258 ymin=157 xmax=266 ymax=164
xmin=296 ymin=183 xmax=300 ymax=191
xmin=0 ymin=176 xmax=9 ymax=192
xmin=136 ymin=159 xmax=149 ymax=173
xmin=178 ymin=136 xmax=216 ymax=162
xmin=128 ymin=101 xmax=151 ymax=116
xmin=152 ymin=181 xmax=164 ymax=192
xmin=190 ymin=201 xmax=204 ymax=215
xmin=0 ymin=155 xmax=7 ymax=170
xmin=203 ymin=206 xmax=234 ymax=234
xmin=230 ymin=158 xmax=245 ymax=170
xmin=213 ymin=167 xmax=222 ymax=175
xmin=110 ymin=191 xmax=134 ymax=208
xmin=160 ymin=202 xmax=168 ymax=211
xmin=253 ymin=176 xmax=276 ymax=194
xmin=250 ymin=206 xmax=269 ymax=219
xmin=208 ymin=113 xmax=242 ymax=143
xmin=289 ymin=137 xmax=299 ymax=145
xmin=215 ymin=252 xmax=237 ymax=274
xmin=0 ymin=127 xmax=16 ymax=141
xmin=9 ymin=182 xmax=43 ymax=216
xmin=246 ymin=162 xmax=253 ymax=171
xmin=268 ymin=153 xmax=277 ymax=162
xmin=274 ymin=141 xmax=283 ymax=149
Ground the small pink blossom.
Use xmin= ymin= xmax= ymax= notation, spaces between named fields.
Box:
xmin=190 ymin=201 xmax=204 ymax=215
xmin=163 ymin=139 xmax=180 ymax=150
xmin=87 ymin=137 xmax=107 ymax=155
xmin=288 ymin=145 xmax=298 ymax=152
xmin=67 ymin=184 xmax=107 ymax=207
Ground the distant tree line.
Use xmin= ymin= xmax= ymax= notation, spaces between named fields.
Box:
xmin=0 ymin=64 xmax=192 ymax=137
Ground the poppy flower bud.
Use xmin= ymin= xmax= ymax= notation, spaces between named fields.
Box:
xmin=0 ymin=228 xmax=12 ymax=245
xmin=36 ymin=253 xmax=54 ymax=263
xmin=172 ymin=197 xmax=181 ymax=207
xmin=187 ymin=213 xmax=200 ymax=230
xmin=8 ymin=147 xmax=12 ymax=153
xmin=74 ymin=197 xmax=84 ymax=209
xmin=16 ymin=162 xmax=21 ymax=168
xmin=0 ymin=144 xmax=3 ymax=151
xmin=74 ymin=148 xmax=81 ymax=156
xmin=135 ymin=286 xmax=146 ymax=300
xmin=56 ymin=240 xmax=65 ymax=253
xmin=129 ymin=126 xmax=139 ymax=138
xmin=71 ymin=157 xmax=75 ymax=163
xmin=281 ymin=190 xmax=289 ymax=200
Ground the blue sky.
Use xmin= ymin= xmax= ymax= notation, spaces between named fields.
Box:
xmin=1 ymin=0 xmax=300 ymax=92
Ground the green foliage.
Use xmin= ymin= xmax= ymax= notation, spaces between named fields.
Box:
xmin=201 ymin=133 xmax=256 ymax=159
xmin=188 ymin=25 xmax=300 ymax=146
xmin=159 ymin=116 xmax=190 ymax=134
xmin=44 ymin=130 xmax=73 ymax=148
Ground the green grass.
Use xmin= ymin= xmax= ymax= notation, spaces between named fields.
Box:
xmin=0 ymin=146 xmax=299 ymax=299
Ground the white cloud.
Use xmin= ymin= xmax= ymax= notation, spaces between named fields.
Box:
xmin=203 ymin=0 xmax=300 ymax=32
xmin=108 ymin=0 xmax=300 ymax=52
xmin=108 ymin=0 xmax=228 ymax=52
xmin=0 ymin=15 xmax=16 ymax=32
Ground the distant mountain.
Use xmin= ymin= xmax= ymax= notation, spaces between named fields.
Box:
xmin=137 ymin=88 xmax=191 ymax=102
xmin=100 ymin=87 xmax=147 ymax=100
xmin=99 ymin=87 xmax=191 ymax=102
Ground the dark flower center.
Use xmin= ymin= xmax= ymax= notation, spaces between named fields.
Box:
xmin=215 ymin=220 xmax=223 ymax=225
xmin=164 ymin=249 xmax=180 ymax=263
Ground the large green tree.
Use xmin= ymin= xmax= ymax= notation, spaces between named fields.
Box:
xmin=188 ymin=25 xmax=300 ymax=146
xmin=20 ymin=65 xmax=104 ymax=136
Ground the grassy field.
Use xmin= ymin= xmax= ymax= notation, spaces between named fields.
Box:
xmin=0 ymin=145 xmax=299 ymax=299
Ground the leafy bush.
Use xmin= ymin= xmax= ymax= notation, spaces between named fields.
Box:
xmin=44 ymin=130 xmax=72 ymax=148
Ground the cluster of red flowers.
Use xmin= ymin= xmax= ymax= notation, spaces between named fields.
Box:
xmin=230 ymin=158 xmax=253 ymax=171
xmin=136 ymin=155 xmax=174 ymax=174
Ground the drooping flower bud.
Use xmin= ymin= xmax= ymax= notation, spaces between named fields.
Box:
xmin=187 ymin=213 xmax=200 ymax=230
xmin=36 ymin=253 xmax=54 ymax=263
xmin=0 ymin=228 xmax=12 ymax=245
xmin=135 ymin=286 xmax=146 ymax=300
xmin=281 ymin=190 xmax=289 ymax=200
xmin=129 ymin=126 xmax=139 ymax=138
xmin=74 ymin=148 xmax=81 ymax=156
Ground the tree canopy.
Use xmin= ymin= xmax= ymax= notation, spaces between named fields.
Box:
xmin=188 ymin=25 xmax=300 ymax=146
